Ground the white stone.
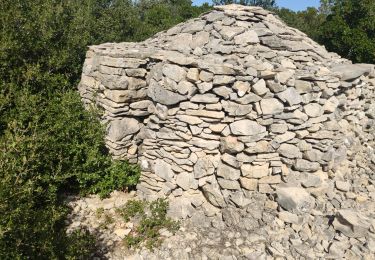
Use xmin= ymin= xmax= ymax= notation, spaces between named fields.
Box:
xmin=233 ymin=81 xmax=250 ymax=97
xmin=176 ymin=172 xmax=197 ymax=190
xmin=252 ymin=79 xmax=268 ymax=96
xmin=304 ymin=103 xmax=324 ymax=118
xmin=162 ymin=64 xmax=186 ymax=82
xmin=277 ymin=87 xmax=302 ymax=106
xmin=240 ymin=178 xmax=258 ymax=190
xmin=333 ymin=210 xmax=371 ymax=238
xmin=276 ymin=185 xmax=315 ymax=213
xmin=114 ymin=228 xmax=131 ymax=238
xmin=277 ymin=143 xmax=302 ymax=159
xmin=241 ymin=163 xmax=269 ymax=178
xmin=217 ymin=162 xmax=241 ymax=181
xmin=324 ymin=96 xmax=339 ymax=113
xmin=220 ymin=136 xmax=245 ymax=154
xmin=186 ymin=68 xmax=199 ymax=82
xmin=199 ymin=70 xmax=214 ymax=82
xmin=234 ymin=30 xmax=259 ymax=45
xmin=107 ymin=118 xmax=140 ymax=141
xmin=229 ymin=120 xmax=266 ymax=136
xmin=191 ymin=94 xmax=219 ymax=103
xmin=176 ymin=115 xmax=203 ymax=125
xmin=260 ymin=98 xmax=284 ymax=115
xmin=154 ymin=159 xmax=174 ymax=181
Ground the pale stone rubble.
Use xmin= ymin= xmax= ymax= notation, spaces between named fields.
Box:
xmin=78 ymin=4 xmax=375 ymax=259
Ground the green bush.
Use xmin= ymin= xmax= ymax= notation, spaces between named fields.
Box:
xmin=277 ymin=0 xmax=375 ymax=64
xmin=117 ymin=200 xmax=147 ymax=222
xmin=0 ymin=88 xmax=140 ymax=257
xmin=0 ymin=0 xmax=208 ymax=258
xmin=122 ymin=199 xmax=180 ymax=250
xmin=319 ymin=0 xmax=375 ymax=64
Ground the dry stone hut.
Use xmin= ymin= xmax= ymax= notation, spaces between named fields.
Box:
xmin=78 ymin=4 xmax=375 ymax=222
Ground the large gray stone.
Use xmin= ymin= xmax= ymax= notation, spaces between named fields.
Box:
xmin=333 ymin=210 xmax=371 ymax=238
xmin=275 ymin=70 xmax=294 ymax=84
xmin=219 ymin=26 xmax=245 ymax=40
xmin=182 ymin=20 xmax=206 ymax=34
xmin=276 ymin=185 xmax=315 ymax=213
xmin=107 ymin=118 xmax=140 ymax=141
xmin=294 ymin=159 xmax=320 ymax=172
xmin=213 ymin=86 xmax=233 ymax=99
xmin=252 ymin=79 xmax=268 ymax=96
xmin=277 ymin=87 xmax=302 ymax=106
xmin=217 ymin=178 xmax=241 ymax=190
xmin=324 ymin=96 xmax=339 ymax=113
xmin=176 ymin=115 xmax=203 ymax=125
xmin=168 ymin=197 xmax=195 ymax=219
xmin=221 ymin=100 xmax=252 ymax=116
xmin=260 ymin=98 xmax=284 ymax=115
xmin=240 ymin=178 xmax=258 ymax=191
xmin=217 ymin=162 xmax=241 ymax=181
xmin=295 ymin=80 xmax=312 ymax=93
xmin=234 ymin=30 xmax=259 ymax=45
xmin=241 ymin=163 xmax=269 ymax=178
xmin=213 ymin=75 xmax=235 ymax=85
xmin=186 ymin=109 xmax=225 ymax=119
xmin=191 ymin=94 xmax=220 ymax=103
xmin=197 ymin=82 xmax=213 ymax=94
xmin=147 ymin=80 xmax=187 ymax=105
xmin=220 ymin=136 xmax=245 ymax=154
xmin=331 ymin=64 xmax=374 ymax=81
xmin=162 ymin=64 xmax=186 ymax=82
xmin=154 ymin=159 xmax=174 ymax=182
xmin=103 ymin=89 xmax=147 ymax=103
xmin=304 ymin=103 xmax=324 ymax=118
xmin=277 ymin=143 xmax=302 ymax=159
xmin=190 ymin=137 xmax=220 ymax=150
xmin=201 ymin=184 xmax=226 ymax=208
xmin=194 ymin=156 xmax=216 ymax=179
xmin=176 ymin=172 xmax=197 ymax=191
xmin=230 ymin=120 xmax=267 ymax=136
xmin=191 ymin=31 xmax=210 ymax=49
xmin=233 ymin=81 xmax=250 ymax=97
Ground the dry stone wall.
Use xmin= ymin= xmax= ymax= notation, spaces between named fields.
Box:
xmin=79 ymin=5 xmax=375 ymax=218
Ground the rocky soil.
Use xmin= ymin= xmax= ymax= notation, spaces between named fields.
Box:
xmin=68 ymin=151 xmax=375 ymax=259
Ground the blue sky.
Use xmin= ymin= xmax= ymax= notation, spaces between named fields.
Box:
xmin=193 ymin=0 xmax=320 ymax=11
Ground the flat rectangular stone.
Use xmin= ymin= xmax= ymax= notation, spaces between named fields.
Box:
xmin=186 ymin=109 xmax=225 ymax=119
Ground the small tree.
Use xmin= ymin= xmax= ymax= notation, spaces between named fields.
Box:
xmin=319 ymin=0 xmax=375 ymax=63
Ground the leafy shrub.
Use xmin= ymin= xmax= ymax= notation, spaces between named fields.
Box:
xmin=117 ymin=200 xmax=147 ymax=222
xmin=0 ymin=89 xmax=140 ymax=257
xmin=319 ymin=0 xmax=375 ymax=64
xmin=0 ymin=0 xmax=207 ymax=257
xmin=122 ymin=199 xmax=180 ymax=250
xmin=64 ymin=230 xmax=98 ymax=260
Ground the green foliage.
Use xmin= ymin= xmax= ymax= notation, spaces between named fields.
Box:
xmin=117 ymin=200 xmax=147 ymax=222
xmin=122 ymin=199 xmax=179 ymax=250
xmin=96 ymin=207 xmax=105 ymax=218
xmin=64 ymin=230 xmax=98 ymax=260
xmin=133 ymin=0 xmax=212 ymax=40
xmin=212 ymin=0 xmax=276 ymax=9
xmin=277 ymin=0 xmax=375 ymax=64
xmin=277 ymin=7 xmax=326 ymax=42
xmin=0 ymin=0 xmax=207 ymax=258
xmin=319 ymin=0 xmax=375 ymax=63
xmin=0 ymin=88 xmax=139 ymax=257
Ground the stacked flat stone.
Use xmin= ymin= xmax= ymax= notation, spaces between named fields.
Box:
xmin=78 ymin=4 xmax=375 ymax=220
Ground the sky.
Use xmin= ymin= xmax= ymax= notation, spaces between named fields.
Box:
xmin=192 ymin=0 xmax=320 ymax=11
